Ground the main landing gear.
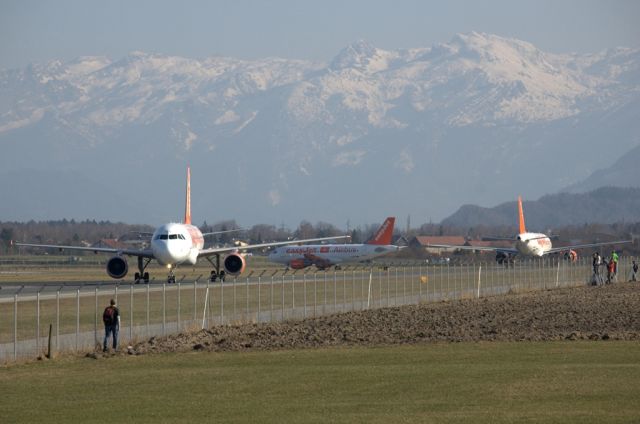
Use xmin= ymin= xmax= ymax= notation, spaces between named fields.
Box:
xmin=206 ymin=254 xmax=226 ymax=282
xmin=134 ymin=257 xmax=151 ymax=284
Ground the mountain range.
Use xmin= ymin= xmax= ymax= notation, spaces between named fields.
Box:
xmin=441 ymin=187 xmax=640 ymax=230
xmin=1 ymin=32 xmax=639 ymax=227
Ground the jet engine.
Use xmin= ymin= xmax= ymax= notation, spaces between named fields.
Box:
xmin=223 ymin=253 xmax=246 ymax=276
xmin=106 ymin=256 xmax=128 ymax=279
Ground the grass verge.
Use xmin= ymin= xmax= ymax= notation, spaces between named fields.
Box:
xmin=1 ymin=341 xmax=639 ymax=423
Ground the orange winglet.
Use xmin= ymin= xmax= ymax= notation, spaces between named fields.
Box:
xmin=517 ymin=196 xmax=526 ymax=234
xmin=184 ymin=166 xmax=192 ymax=225
xmin=366 ymin=217 xmax=395 ymax=245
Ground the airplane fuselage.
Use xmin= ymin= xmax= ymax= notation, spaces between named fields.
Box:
xmin=269 ymin=244 xmax=399 ymax=269
xmin=151 ymin=223 xmax=204 ymax=266
xmin=515 ymin=232 xmax=552 ymax=257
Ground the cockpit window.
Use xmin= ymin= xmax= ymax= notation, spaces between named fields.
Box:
xmin=169 ymin=234 xmax=178 ymax=239
xmin=154 ymin=234 xmax=169 ymax=240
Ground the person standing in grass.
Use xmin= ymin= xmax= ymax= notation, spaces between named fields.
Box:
xmin=592 ymin=252 xmax=603 ymax=285
xmin=611 ymin=250 xmax=619 ymax=278
xmin=102 ymin=299 xmax=120 ymax=352
xmin=631 ymin=260 xmax=638 ymax=282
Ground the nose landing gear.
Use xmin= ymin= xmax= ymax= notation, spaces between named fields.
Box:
xmin=167 ymin=271 xmax=176 ymax=284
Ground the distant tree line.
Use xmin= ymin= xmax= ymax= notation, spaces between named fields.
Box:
xmin=1 ymin=218 xmax=638 ymax=256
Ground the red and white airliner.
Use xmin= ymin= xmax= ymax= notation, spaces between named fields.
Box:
xmin=427 ymin=196 xmax=631 ymax=262
xmin=14 ymin=167 xmax=348 ymax=283
xmin=268 ymin=217 xmax=400 ymax=270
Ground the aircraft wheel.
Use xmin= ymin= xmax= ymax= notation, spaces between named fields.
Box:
xmin=143 ymin=272 xmax=149 ymax=283
xmin=134 ymin=272 xmax=141 ymax=283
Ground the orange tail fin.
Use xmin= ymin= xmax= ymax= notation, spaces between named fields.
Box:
xmin=184 ymin=166 xmax=191 ymax=225
xmin=517 ymin=196 xmax=526 ymax=234
xmin=366 ymin=217 xmax=395 ymax=245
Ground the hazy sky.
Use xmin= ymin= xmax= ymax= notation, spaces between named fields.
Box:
xmin=1 ymin=0 xmax=639 ymax=69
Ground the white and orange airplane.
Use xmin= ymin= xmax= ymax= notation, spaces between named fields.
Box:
xmin=268 ymin=217 xmax=400 ymax=270
xmin=14 ymin=167 xmax=349 ymax=283
xmin=426 ymin=196 xmax=632 ymax=262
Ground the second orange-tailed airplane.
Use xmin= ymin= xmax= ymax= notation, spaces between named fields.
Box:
xmin=426 ymin=196 xmax=631 ymax=262
xmin=268 ymin=217 xmax=401 ymax=270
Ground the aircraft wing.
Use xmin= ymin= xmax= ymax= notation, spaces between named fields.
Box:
xmin=202 ymin=228 xmax=247 ymax=237
xmin=13 ymin=242 xmax=155 ymax=259
xmin=426 ymin=244 xmax=519 ymax=255
xmin=198 ymin=235 xmax=350 ymax=257
xmin=546 ymin=239 xmax=633 ymax=254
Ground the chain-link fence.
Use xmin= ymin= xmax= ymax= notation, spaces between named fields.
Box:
xmin=1 ymin=256 xmax=636 ymax=362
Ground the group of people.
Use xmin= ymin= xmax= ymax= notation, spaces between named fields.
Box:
xmin=592 ymin=251 xmax=638 ymax=285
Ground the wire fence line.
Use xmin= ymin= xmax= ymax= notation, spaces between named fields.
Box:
xmin=1 ymin=256 xmax=636 ymax=362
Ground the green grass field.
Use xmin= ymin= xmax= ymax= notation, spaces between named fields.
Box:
xmin=2 ymin=342 xmax=639 ymax=423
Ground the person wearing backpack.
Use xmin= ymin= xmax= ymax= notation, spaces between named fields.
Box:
xmin=103 ymin=299 xmax=120 ymax=352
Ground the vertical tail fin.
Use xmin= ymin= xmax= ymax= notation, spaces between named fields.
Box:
xmin=517 ymin=196 xmax=526 ymax=234
xmin=366 ymin=217 xmax=395 ymax=245
xmin=184 ymin=166 xmax=191 ymax=225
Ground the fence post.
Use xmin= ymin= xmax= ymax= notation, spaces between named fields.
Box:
xmin=177 ymin=282 xmax=181 ymax=332
xmin=418 ymin=265 xmax=422 ymax=302
xmin=193 ymin=280 xmax=197 ymax=324
xmin=343 ymin=269 xmax=347 ymax=312
xmin=367 ymin=268 xmax=373 ymax=309
xmin=291 ymin=274 xmax=295 ymax=317
xmin=13 ymin=294 xmax=17 ymax=361
xmin=36 ymin=291 xmax=40 ymax=357
xmin=352 ymin=270 xmax=355 ymax=311
xmin=446 ymin=262 xmax=451 ymax=300
xmin=477 ymin=265 xmax=482 ymax=298
xmin=303 ymin=273 xmax=307 ymax=318
xmin=129 ymin=284 xmax=133 ymax=342
xmin=146 ymin=283 xmax=150 ymax=337
xmin=281 ymin=274 xmax=285 ymax=321
xmin=394 ymin=267 xmax=398 ymax=306
xmin=313 ymin=272 xmax=317 ymax=317
xmin=403 ymin=266 xmax=407 ymax=305
xmin=56 ymin=289 xmax=60 ymax=352
xmin=246 ymin=276 xmax=250 ymax=321
xmin=162 ymin=283 xmax=166 ymax=336
xmin=76 ymin=289 xmax=80 ymax=352
xmin=270 ymin=276 xmax=274 ymax=323
xmin=94 ymin=287 xmax=98 ymax=346
xmin=257 ymin=276 xmax=262 ymax=323
xmin=324 ymin=272 xmax=327 ymax=315
xmin=387 ymin=267 xmax=390 ymax=307
xmin=333 ymin=270 xmax=337 ymax=313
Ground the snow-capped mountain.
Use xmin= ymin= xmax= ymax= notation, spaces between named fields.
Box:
xmin=1 ymin=32 xmax=639 ymax=226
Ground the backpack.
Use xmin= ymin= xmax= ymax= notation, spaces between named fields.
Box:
xmin=103 ymin=306 xmax=116 ymax=325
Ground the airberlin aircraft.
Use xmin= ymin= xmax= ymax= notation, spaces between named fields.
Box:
xmin=14 ymin=167 xmax=348 ymax=283
xmin=268 ymin=217 xmax=400 ymax=270
xmin=426 ymin=196 xmax=631 ymax=262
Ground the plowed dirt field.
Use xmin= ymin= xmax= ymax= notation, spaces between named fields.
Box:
xmin=97 ymin=282 xmax=640 ymax=357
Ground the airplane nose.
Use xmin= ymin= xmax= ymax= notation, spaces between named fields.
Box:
xmin=152 ymin=241 xmax=173 ymax=264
